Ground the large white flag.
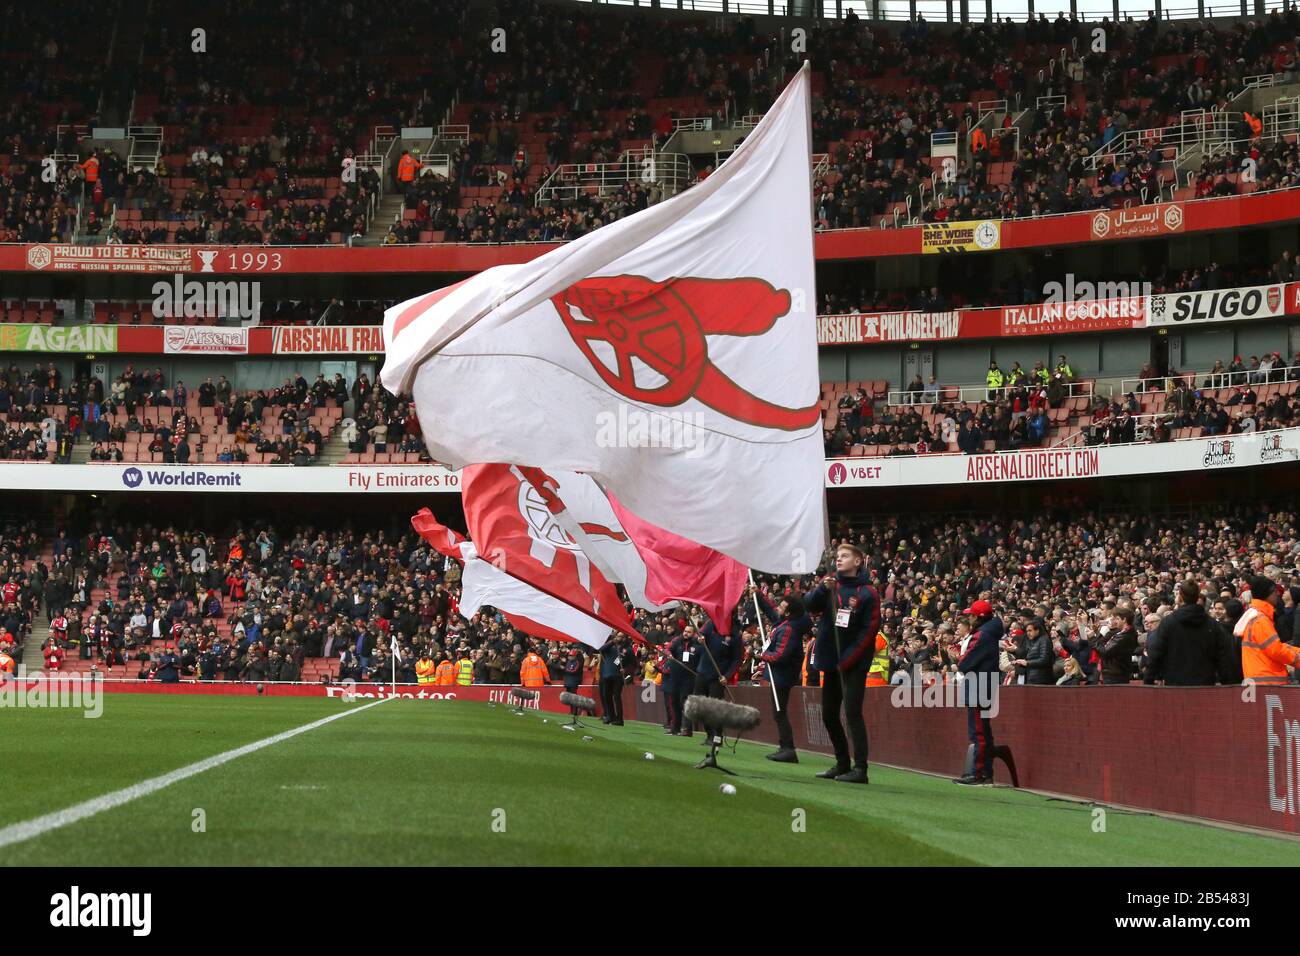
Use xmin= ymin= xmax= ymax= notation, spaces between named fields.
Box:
xmin=382 ymin=63 xmax=825 ymax=572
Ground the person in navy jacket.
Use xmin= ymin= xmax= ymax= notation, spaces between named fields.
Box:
xmin=664 ymin=625 xmax=701 ymax=736
xmin=755 ymin=588 xmax=813 ymax=763
xmin=692 ymin=611 xmax=745 ymax=753
xmin=801 ymin=543 xmax=880 ymax=784
xmin=599 ymin=634 xmax=634 ymax=726
xmin=955 ymin=599 xmax=1004 ymax=785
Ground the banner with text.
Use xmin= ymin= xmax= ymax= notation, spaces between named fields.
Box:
xmin=1001 ymin=296 xmax=1146 ymax=336
xmin=1089 ymin=202 xmax=1185 ymax=241
xmin=0 ymin=325 xmax=118 ymax=353
xmin=920 ymin=219 xmax=1002 ymax=254
xmin=1145 ymin=283 xmax=1284 ymax=327
xmin=817 ymin=310 xmax=962 ymax=345
xmin=824 ymin=426 xmax=1300 ymax=487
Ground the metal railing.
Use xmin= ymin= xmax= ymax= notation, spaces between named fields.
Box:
xmin=1052 ymin=411 xmax=1164 ymax=448
xmin=883 ymin=380 xmax=1094 ymax=408
xmin=533 ymin=150 xmax=694 ymax=204
xmin=1035 ymin=94 xmax=1066 ymax=117
xmin=558 ymin=0 xmax=1300 ymax=21
xmin=1120 ymin=366 xmax=1300 ymax=395
xmin=436 ymin=124 xmax=469 ymax=145
xmin=977 ymin=99 xmax=1008 ymax=123
xmin=126 ymin=125 xmax=163 ymax=174
xmin=1085 ymin=109 xmax=1230 ymax=170
xmin=671 ymin=116 xmax=715 ymax=132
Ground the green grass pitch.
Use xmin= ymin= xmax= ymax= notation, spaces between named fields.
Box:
xmin=1 ymin=695 xmax=1294 ymax=866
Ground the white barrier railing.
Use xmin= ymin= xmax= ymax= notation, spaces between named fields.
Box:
xmin=884 ymin=380 xmax=1094 ymax=407
xmin=1121 ymin=366 xmax=1300 ymax=395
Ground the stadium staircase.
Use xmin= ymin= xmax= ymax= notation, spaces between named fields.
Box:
xmin=362 ymin=195 xmax=406 ymax=246
xmin=318 ymin=431 xmax=352 ymax=467
xmin=19 ymin=541 xmax=57 ymax=669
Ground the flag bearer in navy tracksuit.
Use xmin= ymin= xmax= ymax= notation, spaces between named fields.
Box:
xmin=801 ymin=543 xmax=880 ymax=784
xmin=693 ymin=610 xmax=744 ymax=753
xmin=664 ymin=626 xmax=700 ymax=736
xmin=562 ymin=645 xmax=588 ymax=717
xmin=599 ymin=634 xmax=633 ymax=725
xmin=955 ymin=599 xmax=1004 ymax=785
xmin=755 ymin=589 xmax=813 ymax=763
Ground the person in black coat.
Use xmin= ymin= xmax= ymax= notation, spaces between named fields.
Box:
xmin=692 ymin=611 xmax=745 ymax=757
xmin=1282 ymin=586 xmax=1300 ymax=647
xmin=1144 ymin=580 xmax=1235 ymax=686
xmin=1094 ymin=607 xmax=1139 ymax=685
xmin=664 ymin=626 xmax=700 ymax=736
xmin=801 ymin=543 xmax=880 ymax=784
xmin=954 ymin=600 xmax=1003 ymax=785
xmin=1019 ymin=617 xmax=1056 ymax=685
xmin=598 ymin=634 xmax=633 ymax=725
xmin=755 ymin=589 xmax=813 ymax=763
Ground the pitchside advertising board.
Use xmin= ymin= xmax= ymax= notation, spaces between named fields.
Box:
xmin=823 ymin=425 xmax=1300 ymax=487
xmin=0 ymin=464 xmax=461 ymax=493
xmin=0 ymin=325 xmax=386 ymax=356
xmin=0 ymin=429 xmax=1293 ymax=492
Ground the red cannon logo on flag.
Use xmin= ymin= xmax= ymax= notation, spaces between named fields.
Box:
xmin=551 ymin=275 xmax=820 ymax=431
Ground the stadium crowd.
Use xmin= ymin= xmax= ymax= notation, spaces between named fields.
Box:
xmin=29 ymin=499 xmax=1300 ymax=692
xmin=9 ymin=0 xmax=1300 ymax=249
xmin=0 ymin=363 xmax=427 ymax=465
xmin=825 ymin=351 xmax=1300 ymax=457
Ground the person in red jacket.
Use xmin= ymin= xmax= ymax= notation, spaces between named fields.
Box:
xmin=44 ymin=640 xmax=63 ymax=672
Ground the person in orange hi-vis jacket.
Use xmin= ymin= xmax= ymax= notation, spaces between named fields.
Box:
xmin=434 ymin=656 xmax=456 ymax=685
xmin=80 ymin=150 xmax=99 ymax=184
xmin=415 ymin=652 xmax=436 ymax=685
xmin=397 ymin=150 xmax=421 ymax=185
xmin=520 ymin=647 xmax=550 ymax=688
xmin=1238 ymin=575 xmax=1300 ymax=685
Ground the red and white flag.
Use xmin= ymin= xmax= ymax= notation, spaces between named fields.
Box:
xmin=460 ymin=464 xmax=642 ymax=643
xmin=517 ymin=468 xmax=678 ymax=614
xmin=381 ymin=64 xmax=825 ymax=573
xmin=606 ymin=493 xmax=749 ymax=635
xmin=411 ymin=509 xmax=615 ymax=649
xmin=521 ymin=467 xmax=747 ymax=634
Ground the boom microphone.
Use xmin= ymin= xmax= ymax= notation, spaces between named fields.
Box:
xmin=684 ymin=695 xmax=761 ymax=732
xmin=559 ymin=692 xmax=596 ymax=710
xmin=510 ymin=688 xmax=539 ymax=703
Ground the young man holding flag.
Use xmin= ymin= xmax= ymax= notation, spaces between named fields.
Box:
xmin=801 ymin=544 xmax=879 ymax=784
xmin=755 ymin=587 xmax=813 ymax=764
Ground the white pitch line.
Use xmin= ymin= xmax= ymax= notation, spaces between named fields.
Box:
xmin=0 ymin=697 xmax=391 ymax=850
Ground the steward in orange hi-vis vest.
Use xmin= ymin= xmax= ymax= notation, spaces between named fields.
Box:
xmin=1237 ymin=576 xmax=1300 ymax=685
xmin=520 ymin=651 xmax=549 ymax=687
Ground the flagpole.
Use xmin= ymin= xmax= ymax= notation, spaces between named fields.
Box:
xmin=748 ymin=571 xmax=781 ymax=713
xmin=391 ymin=639 xmax=397 ymax=697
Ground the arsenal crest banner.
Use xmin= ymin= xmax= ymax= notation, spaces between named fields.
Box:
xmin=381 ymin=63 xmax=826 ymax=572
xmin=411 ymin=509 xmax=617 ymax=649
xmin=460 ymin=464 xmax=642 ymax=643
